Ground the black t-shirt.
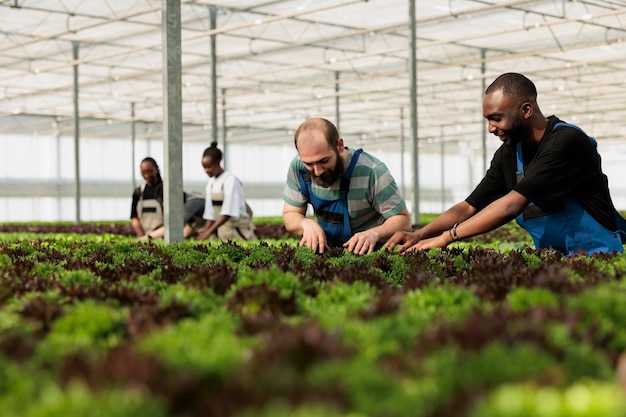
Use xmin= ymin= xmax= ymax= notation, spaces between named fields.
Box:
xmin=466 ymin=116 xmax=617 ymax=231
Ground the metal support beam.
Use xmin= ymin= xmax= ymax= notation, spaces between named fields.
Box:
xmin=481 ymin=48 xmax=487 ymax=174
xmin=222 ymin=87 xmax=227 ymax=170
xmin=72 ymin=40 xmax=81 ymax=225
xmin=210 ymin=5 xmax=218 ymax=146
xmin=440 ymin=127 xmax=445 ymax=213
xmin=335 ymin=71 xmax=340 ymax=132
xmin=400 ymin=107 xmax=406 ymax=199
xmin=162 ymin=0 xmax=184 ymax=243
xmin=409 ymin=0 xmax=419 ymax=224
xmin=131 ymin=102 xmax=137 ymax=190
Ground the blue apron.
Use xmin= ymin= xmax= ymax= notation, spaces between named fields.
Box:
xmin=298 ymin=149 xmax=362 ymax=247
xmin=515 ymin=122 xmax=625 ymax=254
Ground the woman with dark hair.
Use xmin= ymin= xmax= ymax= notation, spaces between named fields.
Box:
xmin=131 ymin=156 xmax=208 ymax=241
xmin=195 ymin=142 xmax=257 ymax=241
xmin=130 ymin=157 xmax=163 ymax=239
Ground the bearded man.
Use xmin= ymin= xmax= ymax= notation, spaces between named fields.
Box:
xmin=282 ymin=117 xmax=411 ymax=255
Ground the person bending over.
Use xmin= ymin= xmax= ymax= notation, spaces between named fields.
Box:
xmin=195 ymin=142 xmax=257 ymax=241
xmin=282 ymin=118 xmax=411 ymax=255
xmin=385 ymin=72 xmax=626 ymax=255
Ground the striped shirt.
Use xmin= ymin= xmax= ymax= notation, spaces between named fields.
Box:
xmin=282 ymin=147 xmax=406 ymax=233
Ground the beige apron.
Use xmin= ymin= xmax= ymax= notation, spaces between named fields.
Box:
xmin=137 ymin=184 xmax=163 ymax=234
xmin=211 ymin=189 xmax=257 ymax=241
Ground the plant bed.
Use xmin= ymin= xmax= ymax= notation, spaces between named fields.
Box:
xmin=0 ymin=221 xmax=293 ymax=240
xmin=0 ymin=231 xmax=625 ymax=416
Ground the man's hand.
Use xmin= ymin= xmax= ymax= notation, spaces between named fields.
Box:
xmin=299 ymin=218 xmax=329 ymax=253
xmin=383 ymin=230 xmax=422 ymax=253
xmin=403 ymin=233 xmax=450 ymax=252
xmin=343 ymin=230 xmax=379 ymax=255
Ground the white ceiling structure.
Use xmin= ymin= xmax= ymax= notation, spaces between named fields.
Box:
xmin=1 ymin=0 xmax=626 ymax=152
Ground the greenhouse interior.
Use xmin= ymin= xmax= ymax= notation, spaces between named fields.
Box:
xmin=2 ymin=0 xmax=626 ymax=223
xmin=3 ymin=2 xmax=626 ymax=417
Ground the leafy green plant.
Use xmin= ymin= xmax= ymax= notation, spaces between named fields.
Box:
xmin=470 ymin=381 xmax=626 ymax=417
xmin=139 ymin=311 xmax=257 ymax=378
xmin=35 ymin=300 xmax=127 ymax=363
xmin=507 ymin=287 xmax=559 ymax=312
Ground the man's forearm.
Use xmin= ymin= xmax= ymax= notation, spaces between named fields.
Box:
xmin=283 ymin=211 xmax=308 ymax=234
xmin=418 ymin=201 xmax=476 ymax=239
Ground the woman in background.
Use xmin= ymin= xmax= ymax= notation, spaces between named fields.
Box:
xmin=195 ymin=142 xmax=257 ymax=241
xmin=130 ymin=157 xmax=163 ymax=239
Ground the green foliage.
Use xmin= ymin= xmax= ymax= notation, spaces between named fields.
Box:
xmin=14 ymin=383 xmax=165 ymax=417
xmin=158 ymin=283 xmax=223 ymax=316
xmin=1 ymin=233 xmax=626 ymax=417
xmin=139 ymin=311 xmax=256 ymax=377
xmin=0 ymin=309 xmax=35 ymax=335
xmin=32 ymin=262 xmax=66 ymax=279
xmin=56 ymin=269 xmax=101 ymax=289
xmin=135 ymin=272 xmax=170 ymax=292
xmin=302 ymin=281 xmax=376 ymax=328
xmin=424 ymin=343 xmax=555 ymax=412
xmin=292 ymin=245 xmax=319 ymax=267
xmin=35 ymin=300 xmax=127 ymax=363
xmin=234 ymin=267 xmax=304 ymax=297
xmin=403 ymin=285 xmax=481 ymax=323
xmin=470 ymin=381 xmax=626 ymax=417
xmin=168 ymin=245 xmax=212 ymax=267
xmin=0 ymin=252 xmax=13 ymax=269
xmin=0 ymin=353 xmax=164 ymax=417
xmin=376 ymin=252 xmax=408 ymax=286
xmin=507 ymin=287 xmax=559 ymax=312
xmin=307 ymin=357 xmax=437 ymax=417
xmin=566 ymin=280 xmax=626 ymax=351
xmin=236 ymin=402 xmax=353 ymax=417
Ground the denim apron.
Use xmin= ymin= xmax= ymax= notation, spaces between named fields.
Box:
xmin=515 ymin=122 xmax=625 ymax=254
xmin=298 ymin=149 xmax=362 ymax=247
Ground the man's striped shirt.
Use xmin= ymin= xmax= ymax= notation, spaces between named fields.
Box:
xmin=282 ymin=147 xmax=406 ymax=233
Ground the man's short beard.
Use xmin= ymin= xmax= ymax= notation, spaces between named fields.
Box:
xmin=507 ymin=117 xmax=525 ymax=144
xmin=312 ymin=152 xmax=345 ymax=187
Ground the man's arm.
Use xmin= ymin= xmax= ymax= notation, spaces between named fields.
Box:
xmin=411 ymin=190 xmax=529 ymax=251
xmin=383 ymin=200 xmax=477 ymax=252
xmin=283 ymin=201 xmax=328 ymax=253
xmin=343 ymin=207 xmax=412 ymax=255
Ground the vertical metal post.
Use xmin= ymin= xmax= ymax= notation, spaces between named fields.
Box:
xmin=210 ymin=5 xmax=218 ymax=146
xmin=162 ymin=0 xmax=184 ymax=243
xmin=335 ymin=71 xmax=340 ymax=133
xmin=131 ymin=102 xmax=137 ymax=190
xmin=222 ymin=87 xmax=227 ymax=170
xmin=440 ymin=127 xmax=445 ymax=213
xmin=409 ymin=0 xmax=419 ymax=224
xmin=55 ymin=118 xmax=62 ymax=218
xmin=481 ymin=48 xmax=487 ymax=174
xmin=72 ymin=41 xmax=81 ymax=225
xmin=400 ymin=107 xmax=406 ymax=199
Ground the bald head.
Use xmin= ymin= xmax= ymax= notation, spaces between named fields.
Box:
xmin=294 ymin=118 xmax=339 ymax=150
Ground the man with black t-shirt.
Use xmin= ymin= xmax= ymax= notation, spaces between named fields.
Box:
xmin=385 ymin=72 xmax=626 ymax=255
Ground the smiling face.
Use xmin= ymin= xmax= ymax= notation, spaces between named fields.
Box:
xmin=202 ymin=156 xmax=221 ymax=178
xmin=483 ymin=88 xmax=528 ymax=146
xmin=140 ymin=160 xmax=160 ymax=186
